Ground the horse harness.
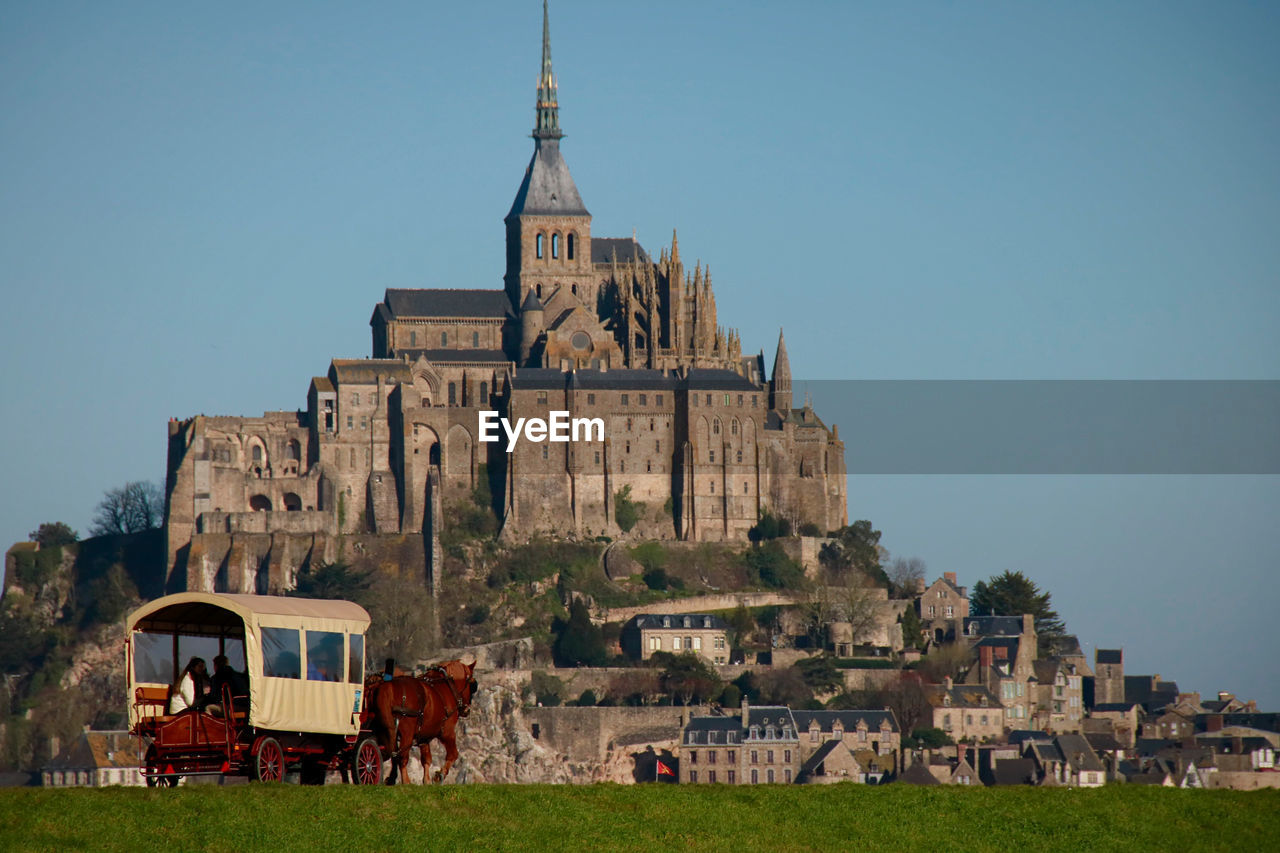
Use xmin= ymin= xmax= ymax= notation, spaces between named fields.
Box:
xmin=389 ymin=667 xmax=473 ymax=722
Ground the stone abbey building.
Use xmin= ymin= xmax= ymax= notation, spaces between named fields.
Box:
xmin=164 ymin=4 xmax=847 ymax=593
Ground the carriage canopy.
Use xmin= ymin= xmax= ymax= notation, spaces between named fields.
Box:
xmin=126 ymin=592 xmax=371 ymax=736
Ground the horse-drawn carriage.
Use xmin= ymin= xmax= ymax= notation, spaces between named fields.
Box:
xmin=127 ymin=592 xmax=382 ymax=785
xmin=126 ymin=591 xmax=477 ymax=786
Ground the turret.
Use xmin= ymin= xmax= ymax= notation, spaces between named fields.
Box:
xmin=520 ymin=289 xmax=545 ymax=365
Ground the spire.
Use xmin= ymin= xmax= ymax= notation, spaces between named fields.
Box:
xmin=771 ymin=328 xmax=792 ymax=412
xmin=534 ymin=0 xmax=562 ymax=140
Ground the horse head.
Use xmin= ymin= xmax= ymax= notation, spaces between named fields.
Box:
xmin=436 ymin=659 xmax=478 ymax=715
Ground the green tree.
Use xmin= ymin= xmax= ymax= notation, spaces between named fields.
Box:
xmin=28 ymin=522 xmax=78 ymax=548
xmin=899 ymin=604 xmax=925 ymax=651
xmin=819 ymin=520 xmax=889 ymax=586
xmin=906 ymin=727 xmax=952 ymax=749
xmin=748 ymin=510 xmax=792 ymax=542
xmin=726 ymin=604 xmax=755 ymax=647
xmin=744 ymin=541 xmax=805 ymax=589
xmin=552 ymin=599 xmax=608 ymax=667
xmin=574 ymin=689 xmax=598 ymax=707
xmin=796 ymin=655 xmax=844 ymax=695
xmin=613 ymin=486 xmax=640 ymax=533
xmin=529 ymin=671 xmax=565 ymax=706
xmin=655 ymin=652 xmax=722 ymax=705
xmin=291 ymin=559 xmax=372 ymax=602
xmin=970 ymin=570 xmax=1067 ymax=652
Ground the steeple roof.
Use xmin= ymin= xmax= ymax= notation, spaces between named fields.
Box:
xmin=506 ymin=1 xmax=588 ymax=220
xmin=771 ymin=328 xmax=791 ymax=384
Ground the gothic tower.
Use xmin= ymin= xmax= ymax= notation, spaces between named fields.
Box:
xmin=504 ymin=1 xmax=595 ymax=315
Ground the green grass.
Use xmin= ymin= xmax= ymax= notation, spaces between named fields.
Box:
xmin=0 ymin=784 xmax=1276 ymax=852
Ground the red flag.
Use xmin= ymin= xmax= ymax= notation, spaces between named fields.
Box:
xmin=656 ymin=760 xmax=675 ymax=777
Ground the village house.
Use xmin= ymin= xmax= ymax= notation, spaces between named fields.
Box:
xmin=1033 ymin=657 xmax=1084 ymax=733
xmin=1021 ymin=734 xmax=1107 ymax=787
xmin=622 ymin=613 xmax=730 ymax=665
xmin=679 ymin=701 xmax=801 ymax=785
xmin=915 ymin=572 xmax=969 ymax=646
xmin=960 ymin=616 xmax=1038 ymax=729
xmin=791 ymin=710 xmax=900 ymax=759
xmin=42 ymin=730 xmax=143 ymax=788
xmin=795 ymin=741 xmax=892 ymax=785
xmin=923 ymin=678 xmax=1005 ymax=742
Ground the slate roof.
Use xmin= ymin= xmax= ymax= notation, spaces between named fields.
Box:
xmin=797 ymin=739 xmax=844 ymax=781
xmin=572 ymin=370 xmax=678 ymax=391
xmin=1084 ymin=732 xmax=1125 ymax=753
xmin=745 ymin=706 xmax=799 ymax=739
xmin=1054 ymin=734 xmax=1106 ymax=773
xmin=897 ymin=762 xmax=941 ymax=786
xmin=330 ymin=359 xmax=412 ymax=385
xmin=592 ymin=237 xmax=651 ymax=266
xmin=1095 ymin=649 xmax=1123 ymax=665
xmin=1197 ymin=713 xmax=1280 ymax=735
xmin=631 ymin=613 xmax=728 ymax=632
xmin=383 ymin=288 xmax=512 ymax=319
xmin=791 ymin=710 xmax=899 ymax=734
xmin=1092 ymin=702 xmax=1138 ymax=713
xmin=685 ymin=369 xmax=762 ymax=391
xmin=1124 ymin=676 xmax=1180 ymax=710
xmin=506 ymin=138 xmax=590 ymax=219
xmin=923 ymin=683 xmax=1000 ymax=710
xmin=964 ymin=616 xmax=1025 ymax=637
xmin=985 ymin=757 xmax=1038 ymax=786
xmin=683 ymin=714 xmax=742 ymax=745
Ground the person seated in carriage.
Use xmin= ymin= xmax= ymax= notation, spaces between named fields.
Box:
xmin=200 ymin=654 xmax=249 ymax=717
xmin=168 ymin=657 xmax=210 ymax=714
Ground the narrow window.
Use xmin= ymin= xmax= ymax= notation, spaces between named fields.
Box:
xmin=448 ymin=383 xmax=457 ymax=405
xmin=737 ymin=451 xmax=743 ymax=463
xmin=621 ymin=394 xmax=629 ymax=406
xmin=480 ymin=382 xmax=489 ymax=403
xmin=536 ymin=234 xmax=544 ymax=259
xmin=410 ymin=331 xmax=417 ymax=346
xmin=656 ymin=394 xmax=663 ymax=406
xmin=639 ymin=394 xmax=647 ymax=406
xmin=567 ymin=233 xmax=575 ymax=260
xmin=473 ymin=332 xmax=480 ymax=347
xmin=441 ymin=332 xmax=448 ymax=347
xmin=353 ymin=393 xmax=360 ymax=406
xmin=552 ymin=234 xmax=560 ymax=259
xmin=713 ymin=419 xmax=721 ymax=435
xmin=587 ymin=393 xmax=595 ymax=404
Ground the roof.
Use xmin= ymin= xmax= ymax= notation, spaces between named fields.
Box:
xmin=128 ymin=593 xmax=371 ymax=634
xmin=592 ymin=237 xmax=650 ymax=266
xmin=46 ymin=731 xmax=137 ymax=771
xmin=631 ymin=613 xmax=728 ymax=631
xmin=897 ymin=762 xmax=941 ymax=786
xmin=791 ymin=710 xmax=899 ymax=733
xmin=399 ymin=348 xmax=511 ymax=364
xmin=1053 ymin=734 xmax=1106 ymax=772
xmin=572 ymin=370 xmax=678 ymax=391
xmin=1084 ymin=732 xmax=1124 ymax=752
xmin=1092 ymin=702 xmax=1138 ymax=713
xmin=329 ymin=359 xmax=412 ymax=386
xmin=985 ymin=757 xmax=1038 ymax=786
xmin=923 ymin=683 xmax=1000 ymax=710
xmin=1124 ymin=676 xmax=1180 ymax=710
xmin=964 ymin=616 xmax=1025 ymax=637
xmin=383 ymin=288 xmax=512 ymax=319
xmin=797 ymin=740 xmax=844 ymax=780
xmin=506 ymin=138 xmax=589 ymax=218
xmin=684 ymin=369 xmax=761 ymax=391
xmin=1096 ymin=649 xmax=1123 ymax=665
xmin=309 ymin=376 xmax=335 ymax=393
xmin=746 ymin=706 xmax=799 ymax=737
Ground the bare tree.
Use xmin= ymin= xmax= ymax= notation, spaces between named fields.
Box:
xmin=887 ymin=556 xmax=927 ymax=597
xmin=915 ymin=643 xmax=975 ymax=684
xmin=835 ymin=574 xmax=883 ymax=647
xmin=364 ymin=574 xmax=434 ymax=666
xmin=89 ymin=481 xmax=164 ymax=536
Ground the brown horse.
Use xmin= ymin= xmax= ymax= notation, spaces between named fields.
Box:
xmin=367 ymin=659 xmax=477 ymax=784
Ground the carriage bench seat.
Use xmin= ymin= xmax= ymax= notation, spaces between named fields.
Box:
xmin=135 ymin=686 xmax=174 ymax=722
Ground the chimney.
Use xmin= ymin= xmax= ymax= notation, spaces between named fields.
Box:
xmin=741 ymin=695 xmax=750 ymax=723
xmin=995 ymin=646 xmax=1008 ymax=661
xmin=1218 ymin=692 xmax=1231 ymax=703
xmin=1207 ymin=714 xmax=1223 ymax=733
xmin=944 ymin=572 xmax=957 ymax=585
xmin=1021 ymin=614 xmax=1034 ymax=637
xmin=944 ymin=675 xmax=953 ymax=691
xmin=915 ymin=578 xmax=926 ymax=594
xmin=979 ymin=646 xmax=993 ymax=668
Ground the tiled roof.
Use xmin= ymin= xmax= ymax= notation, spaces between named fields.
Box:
xmin=791 ymin=710 xmax=899 ymax=734
xmin=45 ymin=731 xmax=137 ymax=771
xmin=329 ymin=359 xmax=412 ymax=385
xmin=897 ymin=762 xmax=941 ymax=785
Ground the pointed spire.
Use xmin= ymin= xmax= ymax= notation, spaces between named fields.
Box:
xmin=534 ymin=0 xmax=562 ymax=140
xmin=671 ymin=229 xmax=680 ymax=264
xmin=771 ymin=328 xmax=792 ymax=411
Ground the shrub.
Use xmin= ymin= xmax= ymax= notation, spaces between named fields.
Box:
xmin=798 ymin=522 xmax=822 ymax=537
xmin=613 ymin=486 xmax=641 ymax=533
xmin=529 ymin=671 xmax=565 ymax=707
xmin=744 ymin=541 xmax=804 ymax=589
xmin=748 ymin=510 xmax=791 ymax=542
xmin=575 ymin=689 xmax=598 ymax=707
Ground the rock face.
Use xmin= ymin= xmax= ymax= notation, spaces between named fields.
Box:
xmin=445 ymin=683 xmax=593 ymax=784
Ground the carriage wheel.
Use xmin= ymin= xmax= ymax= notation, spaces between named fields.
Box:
xmin=351 ymin=737 xmax=383 ymax=785
xmin=253 ymin=737 xmax=285 ymax=783
xmin=144 ymin=747 xmax=178 ymax=788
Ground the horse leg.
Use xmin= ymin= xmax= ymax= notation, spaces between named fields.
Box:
xmin=419 ymin=737 xmax=433 ymax=785
xmin=435 ymin=723 xmax=459 ymax=783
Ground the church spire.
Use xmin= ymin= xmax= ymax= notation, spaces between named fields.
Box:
xmin=534 ymin=0 xmax=562 ymax=139
xmin=770 ymin=328 xmax=792 ymax=412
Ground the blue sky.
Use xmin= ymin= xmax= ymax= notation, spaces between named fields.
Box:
xmin=2 ymin=2 xmax=1277 ymax=705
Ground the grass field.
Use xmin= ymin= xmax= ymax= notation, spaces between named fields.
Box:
xmin=1 ymin=783 xmax=1276 ymax=852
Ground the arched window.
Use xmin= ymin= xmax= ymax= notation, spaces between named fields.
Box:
xmin=567 ymin=233 xmax=576 ymax=260
xmin=551 ymin=234 xmax=560 ymax=259
xmin=286 ymin=440 xmax=300 ymax=461
xmin=479 ymin=381 xmax=488 ymax=404
xmin=252 ymin=445 xmax=263 ymax=462
xmin=536 ymin=233 xmax=544 ymax=259
xmin=536 ymin=283 xmax=543 ymax=298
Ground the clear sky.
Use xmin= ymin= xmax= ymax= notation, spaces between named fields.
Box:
xmin=2 ymin=2 xmax=1277 ymax=705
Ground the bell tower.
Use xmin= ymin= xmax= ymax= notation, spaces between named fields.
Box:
xmin=504 ymin=0 xmax=595 ymax=313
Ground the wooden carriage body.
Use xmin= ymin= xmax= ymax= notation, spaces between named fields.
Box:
xmin=125 ymin=592 xmax=382 ymax=785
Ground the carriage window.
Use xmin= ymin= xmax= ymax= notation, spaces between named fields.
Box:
xmin=348 ymin=634 xmax=365 ymax=684
xmin=179 ymin=635 xmax=223 ymax=675
xmin=132 ymin=632 xmax=173 ymax=684
xmin=306 ymin=631 xmax=344 ymax=682
xmin=262 ymin=627 xmax=301 ymax=679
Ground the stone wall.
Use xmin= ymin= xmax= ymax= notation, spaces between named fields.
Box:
xmin=601 ymin=591 xmax=804 ymax=625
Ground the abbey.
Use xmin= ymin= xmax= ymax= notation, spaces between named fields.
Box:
xmin=164 ymin=4 xmax=847 ymax=593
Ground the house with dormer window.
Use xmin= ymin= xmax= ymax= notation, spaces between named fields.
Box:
xmin=621 ymin=613 xmax=730 ymax=664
